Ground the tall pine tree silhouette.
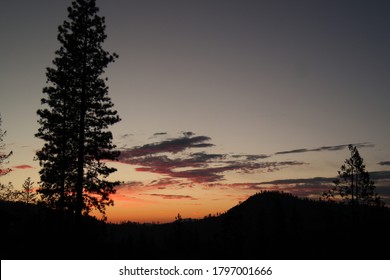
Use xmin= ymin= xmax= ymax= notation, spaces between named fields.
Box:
xmin=36 ymin=0 xmax=120 ymax=220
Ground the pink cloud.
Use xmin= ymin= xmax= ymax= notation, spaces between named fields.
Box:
xmin=12 ymin=165 xmax=34 ymax=170
xmin=116 ymin=132 xmax=306 ymax=188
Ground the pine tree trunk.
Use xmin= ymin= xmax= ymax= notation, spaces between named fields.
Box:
xmin=76 ymin=16 xmax=88 ymax=220
xmin=351 ymin=166 xmax=354 ymax=205
xmin=60 ymin=124 xmax=66 ymax=216
xmin=76 ymin=81 xmax=86 ymax=220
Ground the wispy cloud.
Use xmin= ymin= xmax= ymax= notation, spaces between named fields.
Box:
xmin=116 ymin=181 xmax=145 ymax=190
xmin=257 ymin=177 xmax=335 ymax=186
xmin=231 ymin=154 xmax=271 ymax=160
xmin=118 ymin=133 xmax=214 ymax=159
xmin=12 ymin=164 xmax=34 ymax=169
xmin=120 ymin=133 xmax=133 ymax=139
xmin=153 ymin=132 xmax=168 ymax=137
xmin=116 ymin=133 xmax=381 ymax=197
xmin=148 ymin=178 xmax=184 ymax=189
xmin=116 ymin=132 xmax=305 ymax=185
xmin=132 ymin=160 xmax=305 ymax=184
xmin=146 ymin=194 xmax=198 ymax=200
xmin=370 ymin=171 xmax=390 ymax=180
xmin=275 ymin=143 xmax=373 ymax=155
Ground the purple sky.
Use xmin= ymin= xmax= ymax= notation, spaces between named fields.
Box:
xmin=1 ymin=0 xmax=390 ymax=222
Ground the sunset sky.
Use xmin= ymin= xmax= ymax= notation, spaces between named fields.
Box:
xmin=1 ymin=0 xmax=390 ymax=223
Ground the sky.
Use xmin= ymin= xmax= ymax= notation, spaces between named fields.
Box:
xmin=1 ymin=0 xmax=390 ymax=223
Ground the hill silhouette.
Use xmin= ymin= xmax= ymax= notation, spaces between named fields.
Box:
xmin=1 ymin=191 xmax=390 ymax=260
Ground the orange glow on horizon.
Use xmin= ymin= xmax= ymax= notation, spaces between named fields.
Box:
xmin=92 ymin=183 xmax=251 ymax=223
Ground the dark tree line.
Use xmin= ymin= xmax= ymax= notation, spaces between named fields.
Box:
xmin=2 ymin=190 xmax=390 ymax=260
xmin=35 ymin=0 xmax=120 ymax=220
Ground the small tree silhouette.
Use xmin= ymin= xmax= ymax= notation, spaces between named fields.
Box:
xmin=175 ymin=213 xmax=183 ymax=222
xmin=321 ymin=144 xmax=384 ymax=207
xmin=0 ymin=114 xmax=12 ymax=178
xmin=0 ymin=114 xmax=16 ymax=201
xmin=0 ymin=182 xmax=19 ymax=201
xmin=19 ymin=177 xmax=37 ymax=204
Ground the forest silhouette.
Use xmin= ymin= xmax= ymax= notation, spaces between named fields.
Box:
xmin=1 ymin=190 xmax=390 ymax=260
